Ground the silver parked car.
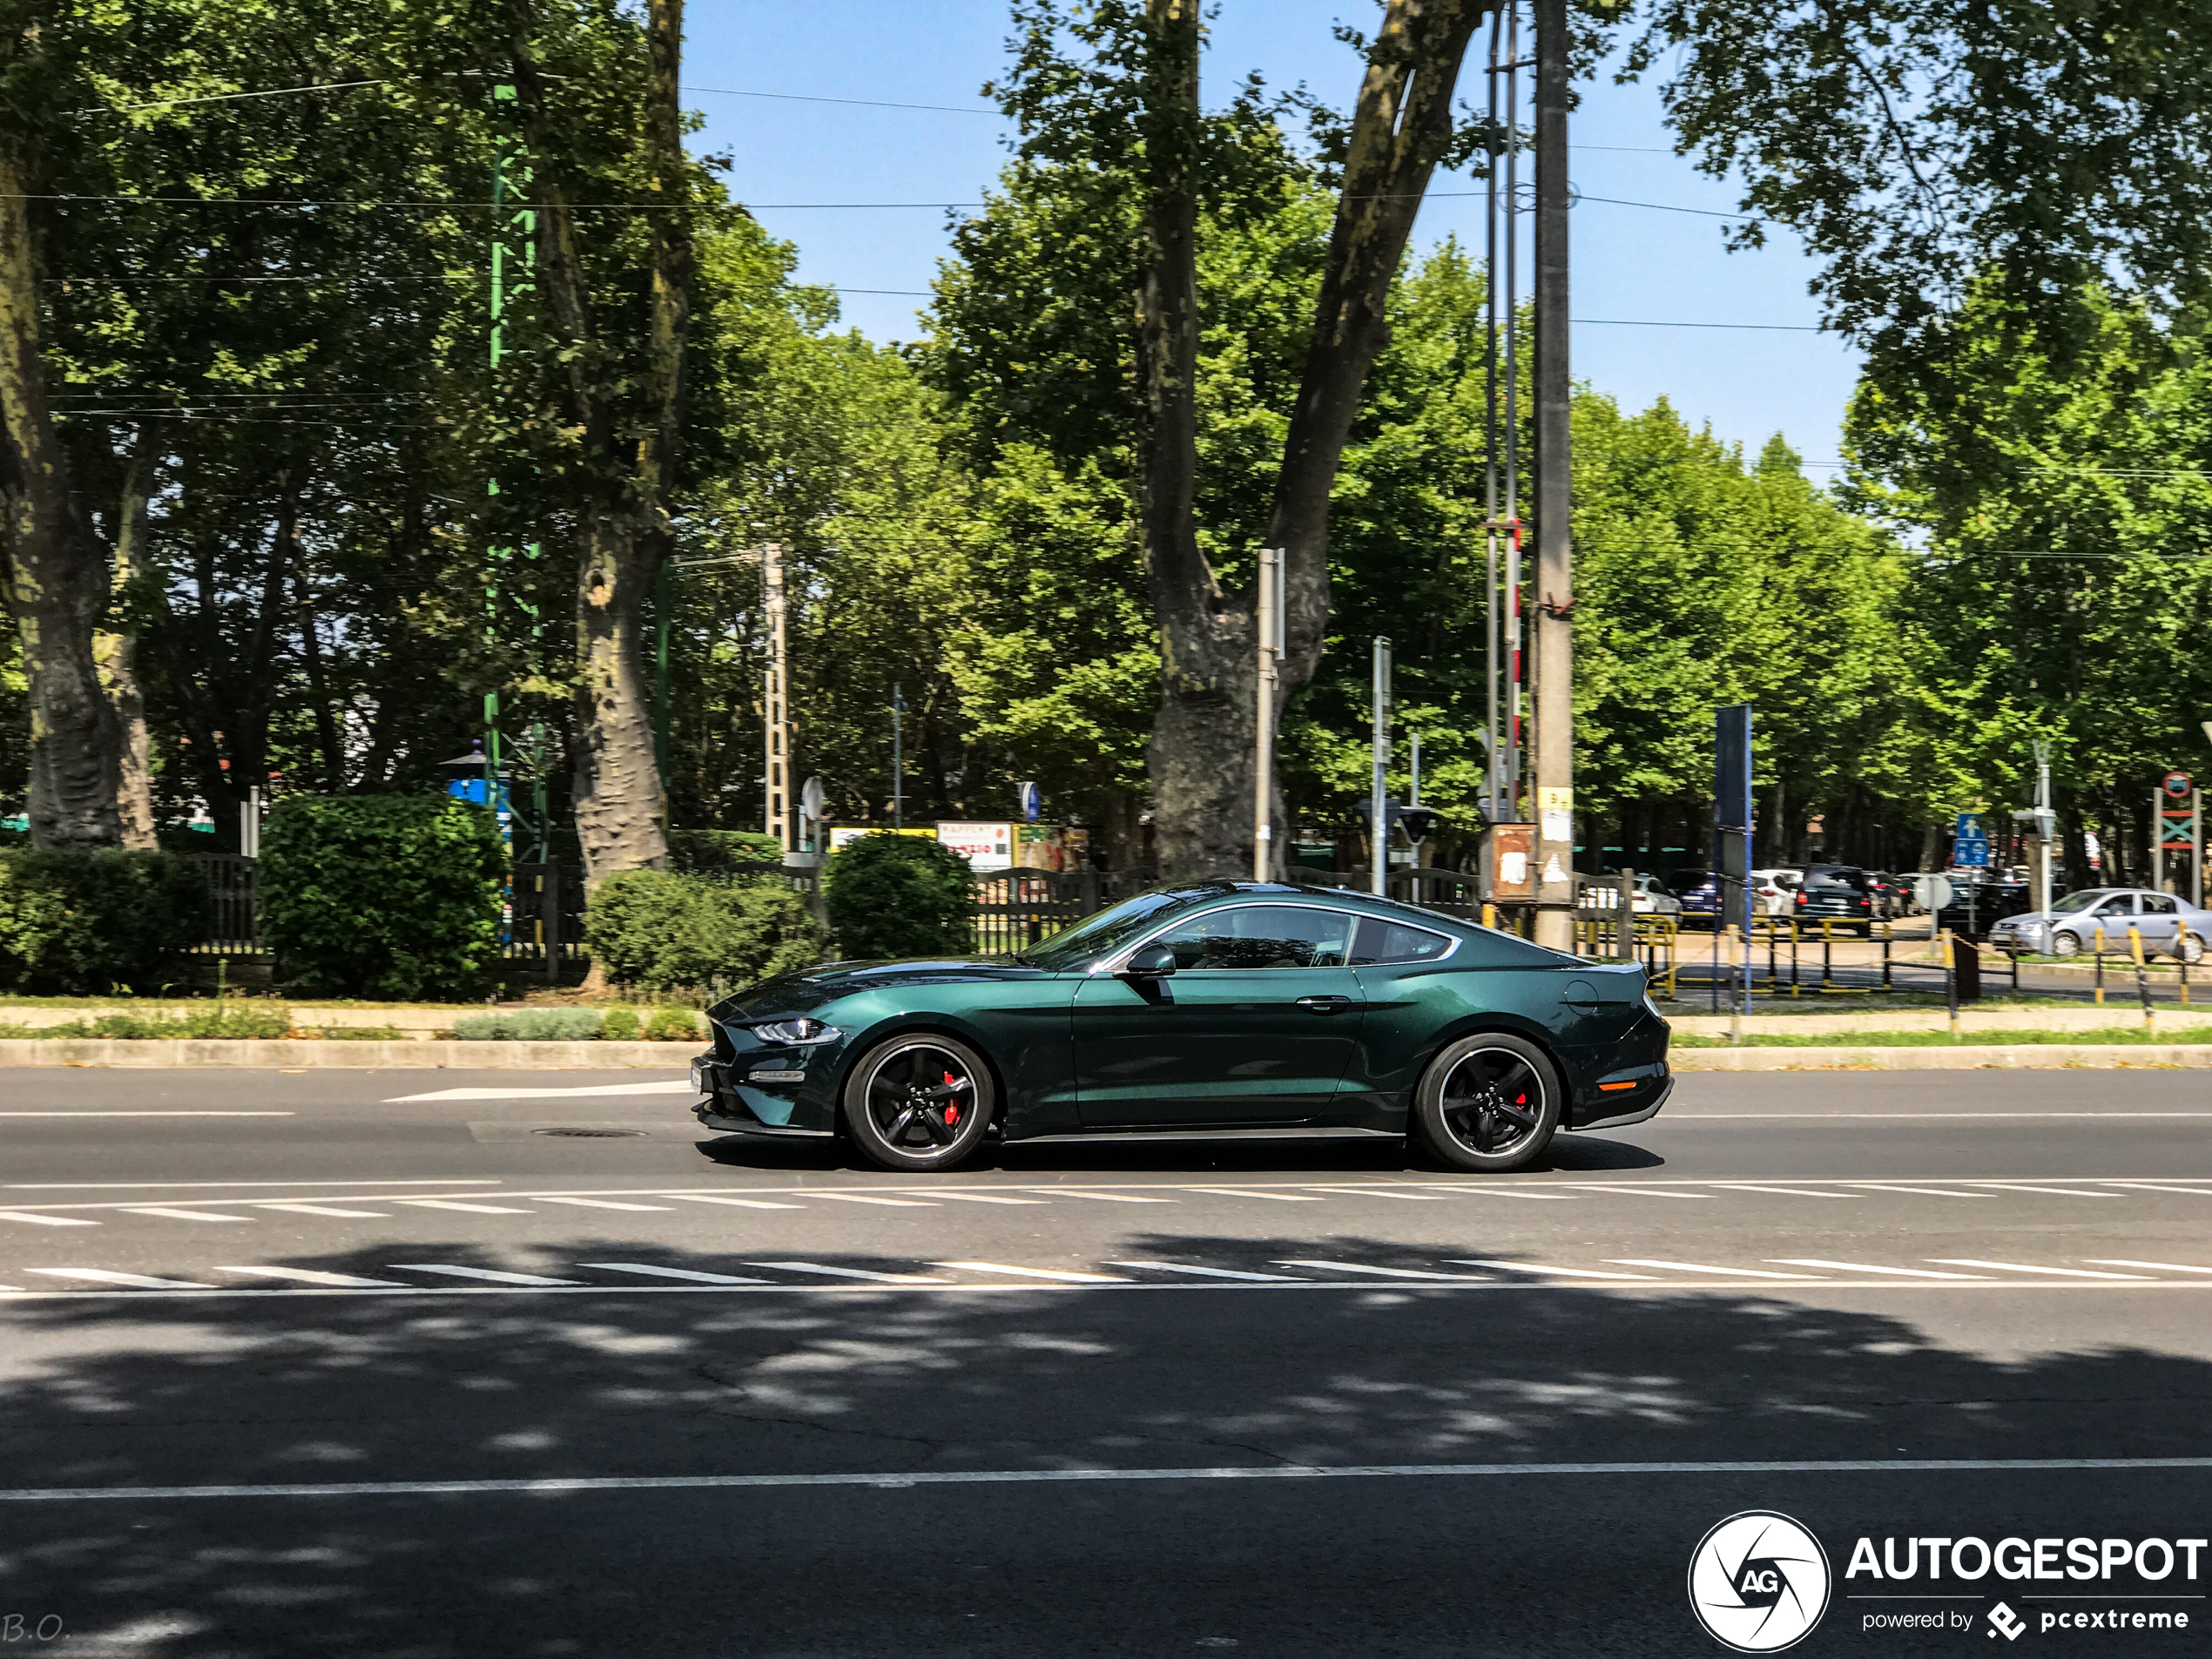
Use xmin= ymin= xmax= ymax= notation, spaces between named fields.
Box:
xmin=1987 ymin=888 xmax=2211 ymax=963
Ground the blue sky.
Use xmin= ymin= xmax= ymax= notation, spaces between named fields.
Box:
xmin=682 ymin=3 xmax=1863 ymax=470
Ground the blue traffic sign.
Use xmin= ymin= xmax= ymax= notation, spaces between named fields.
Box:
xmin=1019 ymin=781 xmax=1041 ymax=823
xmin=1955 ymin=836 xmax=1991 ymax=867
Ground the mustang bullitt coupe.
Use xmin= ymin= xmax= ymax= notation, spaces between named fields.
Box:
xmin=691 ymin=881 xmax=1671 ymax=1173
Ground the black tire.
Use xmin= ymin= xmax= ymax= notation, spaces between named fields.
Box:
xmin=1411 ymin=1033 xmax=1562 ymax=1174
xmin=2052 ymin=931 xmax=2081 ymax=958
xmin=841 ymin=1034 xmax=996 ymax=1173
xmin=2175 ymin=931 xmax=2205 ymax=966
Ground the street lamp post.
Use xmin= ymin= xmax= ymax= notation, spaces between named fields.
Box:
xmin=1371 ymin=637 xmax=1393 ymax=896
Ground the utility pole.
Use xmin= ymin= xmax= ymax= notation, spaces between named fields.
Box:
xmin=1252 ymin=545 xmax=1284 ymax=881
xmin=761 ymin=541 xmax=792 ymax=853
xmin=1371 ymin=637 xmax=1393 ymax=896
xmin=1529 ymin=0 xmax=1575 ymax=950
xmin=890 ymin=684 xmax=907 ymax=830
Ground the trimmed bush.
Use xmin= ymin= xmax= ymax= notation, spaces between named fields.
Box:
xmin=598 ymin=1006 xmax=641 ymax=1041
xmin=825 ymin=833 xmax=974 ymax=961
xmin=644 ymin=1005 xmax=700 ymax=1042
xmin=667 ymin=829 xmax=786 ymax=873
xmin=260 ymin=795 xmax=506 ymax=1001
xmin=583 ymin=870 xmax=820 ymax=995
xmin=0 ymin=1004 xmax=290 ymax=1040
xmin=452 ymin=1008 xmax=605 ymax=1042
xmin=0 ymin=848 xmax=206 ymax=994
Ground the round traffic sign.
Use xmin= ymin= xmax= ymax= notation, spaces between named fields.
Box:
xmin=2163 ymin=771 xmax=2194 ymax=799
xmin=1912 ymin=873 xmax=1953 ymax=914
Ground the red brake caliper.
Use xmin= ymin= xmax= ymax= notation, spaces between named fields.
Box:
xmin=942 ymin=1070 xmax=961 ymax=1127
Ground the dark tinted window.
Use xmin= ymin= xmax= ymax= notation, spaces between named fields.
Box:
xmin=1671 ymin=869 xmax=1713 ymax=891
xmin=2142 ymin=894 xmax=2177 ymax=914
xmin=1028 ymin=887 xmax=1211 ymax=968
xmin=1154 ymin=905 xmax=1354 ymax=970
xmin=1804 ymin=867 xmax=1866 ymax=889
xmin=1351 ymin=917 xmax=1456 ymax=966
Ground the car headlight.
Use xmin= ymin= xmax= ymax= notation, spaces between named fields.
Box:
xmin=752 ymin=1017 xmax=843 ymax=1046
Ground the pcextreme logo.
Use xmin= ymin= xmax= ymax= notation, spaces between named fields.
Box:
xmin=1689 ymin=1511 xmax=1833 ymax=1653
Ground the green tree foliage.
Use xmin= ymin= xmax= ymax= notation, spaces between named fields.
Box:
xmin=582 ymin=870 xmax=820 ymax=996
xmin=825 ymin=833 xmax=975 ymax=961
xmin=258 ymin=795 xmax=505 ymax=999
xmin=0 ymin=848 xmax=205 ymax=993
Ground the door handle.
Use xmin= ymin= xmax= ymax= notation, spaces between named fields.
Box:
xmin=1295 ymin=995 xmax=1352 ymax=1014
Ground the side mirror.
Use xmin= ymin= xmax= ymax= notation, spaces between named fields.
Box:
xmin=1123 ymin=943 xmax=1177 ymax=978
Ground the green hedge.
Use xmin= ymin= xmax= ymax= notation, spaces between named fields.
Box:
xmin=825 ymin=833 xmax=974 ymax=961
xmin=260 ymin=795 xmax=506 ymax=1000
xmin=583 ymin=870 xmax=821 ymax=996
xmin=0 ymin=848 xmax=206 ymax=994
xmin=0 ymin=1004 xmax=289 ymax=1040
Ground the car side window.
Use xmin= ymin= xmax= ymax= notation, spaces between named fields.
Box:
xmin=1153 ymin=906 xmax=1355 ymax=970
xmin=2098 ymin=895 xmax=2138 ymax=916
xmin=2141 ymin=894 xmax=2177 ymax=914
xmin=1351 ymin=917 xmax=1456 ymax=966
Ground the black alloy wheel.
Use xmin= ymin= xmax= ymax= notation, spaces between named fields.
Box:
xmin=1412 ymin=1033 xmax=1562 ymax=1174
xmin=841 ymin=1034 xmax=995 ymax=1172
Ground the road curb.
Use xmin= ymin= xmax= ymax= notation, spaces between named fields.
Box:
xmin=1672 ymin=1043 xmax=2212 ymax=1071
xmin=0 ymin=1039 xmax=701 ymax=1069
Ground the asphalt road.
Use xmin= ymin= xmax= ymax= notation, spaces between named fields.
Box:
xmin=3 ymin=1067 xmax=2209 ymax=1657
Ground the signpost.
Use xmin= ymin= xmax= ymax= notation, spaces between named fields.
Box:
xmin=1019 ymin=781 xmax=1041 ymax=825
xmin=2155 ymin=771 xmax=2200 ymax=903
xmin=1714 ymin=706 xmax=1752 ymax=1021
xmin=1371 ymin=637 xmax=1392 ymax=896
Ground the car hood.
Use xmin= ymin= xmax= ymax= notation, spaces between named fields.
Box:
xmin=709 ymin=955 xmax=1052 ymax=1022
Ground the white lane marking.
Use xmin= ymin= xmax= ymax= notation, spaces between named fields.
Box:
xmin=912 ymin=1192 xmax=1046 ymax=1206
xmin=384 ymin=1081 xmax=698 ymax=1103
xmin=1108 ymin=1262 xmax=1310 ymax=1282
xmin=213 ymin=1267 xmax=408 ymax=1288
xmin=254 ymin=1204 xmax=391 ymax=1218
xmin=1555 ymin=1185 xmax=1707 ymax=1200
xmin=1971 ymin=1184 xmax=2124 ymax=1199
xmin=1022 ymin=1190 xmax=1175 ymax=1204
xmin=745 ymin=1261 xmax=948 ymax=1285
xmin=659 ymin=1194 xmax=803 ymax=1211
xmin=0 ymin=1111 xmax=293 ymax=1117
xmin=27 ymin=1269 xmax=213 ymax=1288
xmin=2085 ymin=1260 xmax=2212 ymax=1275
xmin=1839 ymin=1184 xmax=1993 ymax=1198
xmin=9 ymin=1455 xmax=2212 ymax=1502
xmin=0 ymin=1211 xmax=98 ymax=1227
xmin=1767 ymin=1259 xmax=1987 ymax=1280
xmin=10 ymin=1180 xmax=504 ymax=1189
xmin=1446 ymin=1260 xmax=1656 ymax=1280
xmin=388 ymin=1264 xmax=582 ymax=1286
xmin=807 ymin=1193 xmax=936 ymax=1209
xmin=534 ymin=1197 xmax=671 ymax=1212
xmin=935 ymin=1262 xmax=1130 ymax=1284
xmin=1307 ymin=1187 xmax=1453 ymax=1202
xmin=576 ymin=1263 xmax=768 ymax=1285
xmin=123 ymin=1208 xmax=251 ymax=1223
xmin=1928 ymin=1259 xmax=2148 ymax=1280
xmin=1708 ymin=1184 xmax=1855 ymax=1199
xmin=1274 ymin=1260 xmax=1490 ymax=1283
xmin=2099 ymin=1183 xmax=2212 ymax=1196
xmin=1429 ymin=1185 xmax=1575 ymax=1201
xmin=1608 ymin=1259 xmax=1825 ymax=1280
xmin=397 ymin=1200 xmax=532 ymax=1215
xmin=1188 ymin=1188 xmax=1323 ymax=1202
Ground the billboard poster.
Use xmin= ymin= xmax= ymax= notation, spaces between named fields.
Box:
xmin=830 ymin=826 xmax=940 ymax=853
xmin=934 ymin=821 xmax=1013 ymax=871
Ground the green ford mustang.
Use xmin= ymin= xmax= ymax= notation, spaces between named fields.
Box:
xmin=691 ymin=881 xmax=1671 ymax=1174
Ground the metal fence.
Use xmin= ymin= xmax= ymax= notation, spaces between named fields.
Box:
xmin=191 ymin=853 xmax=261 ymax=956
xmin=969 ymin=868 xmax=1159 ymax=954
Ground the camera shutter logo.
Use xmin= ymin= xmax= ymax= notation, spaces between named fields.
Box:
xmin=1688 ymin=1511 xmax=1831 ymax=1652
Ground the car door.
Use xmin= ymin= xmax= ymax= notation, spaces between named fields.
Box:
xmin=2136 ymin=892 xmax=2180 ymax=953
xmin=1072 ymin=903 xmax=1366 ymax=1127
xmin=2088 ymin=893 xmax=2137 ymax=952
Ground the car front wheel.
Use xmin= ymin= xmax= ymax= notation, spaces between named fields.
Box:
xmin=2051 ymin=931 xmax=2080 ymax=958
xmin=1412 ymin=1034 xmax=1562 ymax=1174
xmin=841 ymin=1035 xmax=995 ymax=1172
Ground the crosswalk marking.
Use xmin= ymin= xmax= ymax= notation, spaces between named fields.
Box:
xmin=745 ymin=1261 xmax=946 ymax=1284
xmin=387 ymin=1264 xmax=581 ymax=1285
xmin=1109 ymin=1262 xmax=1309 ymax=1281
xmin=2084 ymin=1259 xmax=2212 ymax=1275
xmin=1927 ymin=1259 xmax=2148 ymax=1280
xmin=253 ymin=1204 xmax=390 ymax=1218
xmin=0 ymin=1211 xmax=98 ymax=1227
xmin=122 ymin=1208 xmax=249 ymax=1223
xmin=535 ymin=1197 xmax=671 ymax=1212
xmin=397 ymin=1201 xmax=532 ymax=1215
xmin=659 ymin=1194 xmax=803 ymax=1211
xmin=27 ymin=1268 xmax=212 ymax=1288
xmin=1446 ymin=1259 xmax=1654 ymax=1280
xmin=1767 ymin=1259 xmax=1986 ymax=1280
xmin=214 ymin=1266 xmax=407 ymax=1288
xmin=1609 ymin=1259 xmax=1824 ymax=1279
xmin=936 ymin=1262 xmax=1129 ymax=1283
xmin=576 ymin=1263 xmax=768 ymax=1285
xmin=1275 ymin=1260 xmax=1489 ymax=1283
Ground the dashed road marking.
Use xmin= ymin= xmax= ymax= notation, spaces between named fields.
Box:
xmin=398 ymin=1200 xmax=532 ymax=1215
xmin=0 ymin=1211 xmax=98 ymax=1227
xmin=1609 ymin=1259 xmax=1824 ymax=1279
xmin=536 ymin=1197 xmax=671 ymax=1212
xmin=576 ymin=1263 xmax=768 ymax=1285
xmin=253 ymin=1204 xmax=390 ymax=1218
xmin=1927 ymin=1259 xmax=2147 ymax=1280
xmin=917 ymin=1192 xmax=1047 ymax=1206
xmin=1767 ymin=1259 xmax=1986 ymax=1280
xmin=659 ymin=1194 xmax=803 ymax=1211
xmin=213 ymin=1266 xmax=408 ymax=1288
xmin=1275 ymin=1260 xmax=1490 ymax=1283
xmin=2086 ymin=1259 xmax=2212 ymax=1275
xmin=387 ymin=1264 xmax=581 ymax=1286
xmin=807 ymin=1193 xmax=937 ymax=1209
xmin=27 ymin=1268 xmax=212 ymax=1288
xmin=745 ymin=1261 xmax=947 ymax=1285
xmin=1109 ymin=1262 xmax=1310 ymax=1281
xmin=1972 ymin=1184 xmax=2123 ymax=1199
xmin=123 ymin=1208 xmax=250 ymax=1223
xmin=1446 ymin=1259 xmax=1655 ymax=1280
xmin=1839 ymin=1184 xmax=1993 ymax=1198
xmin=1188 ymin=1188 xmax=1322 ymax=1202
xmin=937 ymin=1262 xmax=1130 ymax=1284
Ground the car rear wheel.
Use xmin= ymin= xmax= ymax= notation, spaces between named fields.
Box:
xmin=2176 ymin=931 xmax=2205 ymax=966
xmin=1412 ymin=1034 xmax=1562 ymax=1174
xmin=842 ymin=1035 xmax=995 ymax=1173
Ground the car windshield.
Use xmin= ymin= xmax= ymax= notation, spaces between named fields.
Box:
xmin=1804 ymin=868 xmax=1865 ymax=889
xmin=1670 ymin=869 xmax=1712 ymax=891
xmin=2050 ymin=889 xmax=2114 ymax=914
xmin=1022 ymin=887 xmax=1217 ymax=969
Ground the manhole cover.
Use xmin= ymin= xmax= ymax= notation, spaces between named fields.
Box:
xmin=530 ymin=1127 xmax=648 ymax=1139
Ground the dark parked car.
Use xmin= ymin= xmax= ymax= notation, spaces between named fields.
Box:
xmin=1863 ymin=870 xmax=1910 ymax=920
xmin=1935 ymin=878 xmax=2033 ymax=941
xmin=691 ymin=881 xmax=1673 ymax=1175
xmin=1791 ymin=865 xmax=1878 ymax=933
xmin=1671 ymin=868 xmax=1723 ymax=926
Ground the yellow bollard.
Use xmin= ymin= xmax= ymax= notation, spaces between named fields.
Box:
xmin=2129 ymin=925 xmax=2155 ymax=1035
xmin=2094 ymin=923 xmax=2106 ymax=1005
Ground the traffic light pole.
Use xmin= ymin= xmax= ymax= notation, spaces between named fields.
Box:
xmin=1529 ymin=0 xmax=1575 ymax=950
